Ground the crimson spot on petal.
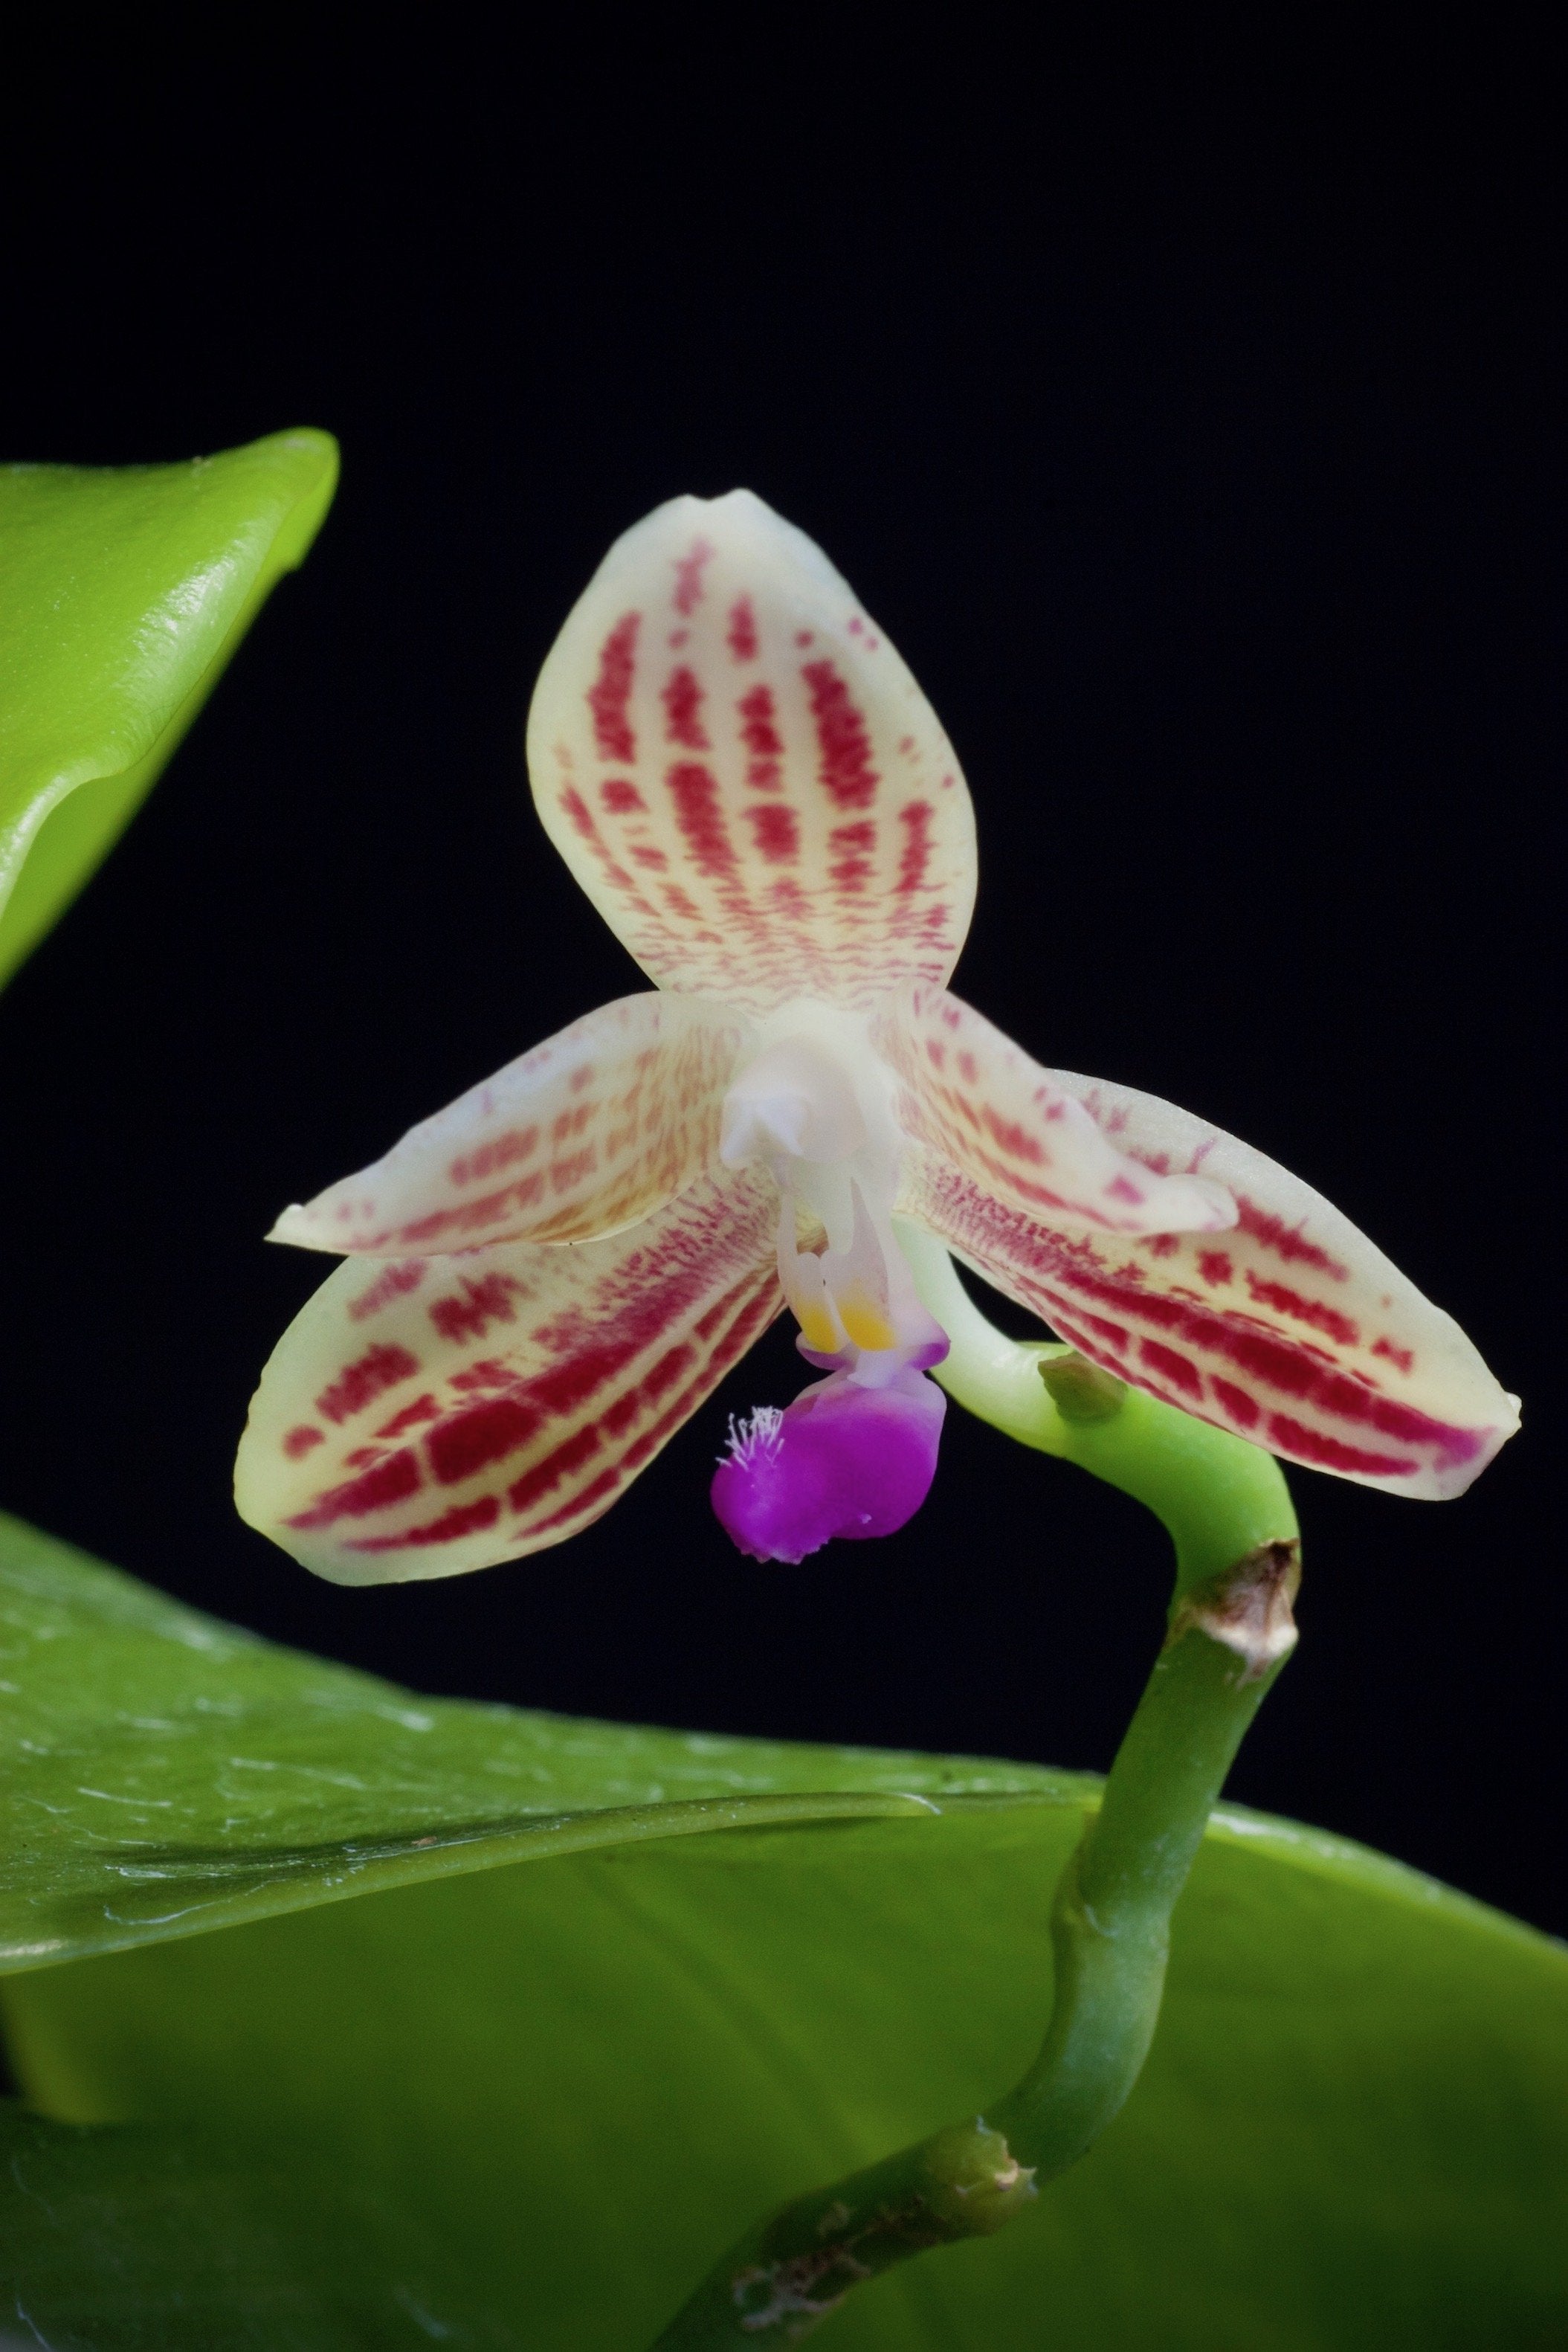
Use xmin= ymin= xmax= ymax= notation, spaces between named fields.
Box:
xmin=728 ymin=596 xmax=758 ymax=660
xmin=672 ymin=539 xmax=714 ymax=615
xmin=315 ymin=1343 xmax=420 ymax=1426
xmin=895 ymin=800 xmax=933 ymax=892
xmin=348 ymin=1497 xmax=503 ymax=1553
xmin=428 ymin=1394 xmax=541 ymax=1485
xmin=288 ymin=1449 xmax=422 ymax=1530
xmin=745 ymin=802 xmax=799 ymax=863
xmin=1138 ymin=1337 xmax=1204 ymax=1398
xmin=662 ymin=665 xmax=709 ymax=750
xmin=507 ymin=1423 xmax=603 ymax=1512
xmin=801 ymin=660 xmax=879 ymax=809
xmin=667 ymin=763 xmax=738 ymax=877
xmin=429 ymin=1274 xmax=523 ymax=1344
xmin=587 ymin=613 xmax=639 ymax=762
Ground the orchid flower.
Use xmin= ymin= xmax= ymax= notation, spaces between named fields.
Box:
xmin=236 ymin=494 xmax=1517 ymax=1584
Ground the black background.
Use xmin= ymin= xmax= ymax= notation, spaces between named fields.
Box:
xmin=1 ymin=19 xmax=1562 ymax=1933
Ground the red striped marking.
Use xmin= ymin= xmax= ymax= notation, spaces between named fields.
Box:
xmin=1235 ymin=1196 xmax=1346 ymax=1278
xmin=508 ymin=1423 xmax=603 ymax=1512
xmin=551 ymin=1101 xmax=593 ymax=1143
xmin=289 ymin=1448 xmax=422 ymax=1530
xmin=662 ymin=666 xmax=709 ymax=750
xmin=450 ymin=1129 xmax=539 ymax=1187
xmin=557 ymin=788 xmax=654 ymax=909
xmin=429 ymin=1274 xmax=523 ymax=1344
xmin=738 ymin=683 xmax=783 ymax=790
xmin=428 ymin=1394 xmax=541 ymax=1484
xmin=601 ymin=778 xmax=646 ymax=814
xmin=746 ymin=802 xmax=800 ymax=863
xmin=922 ymin=1168 xmax=1489 ymax=1480
xmin=372 ymin=1171 xmax=545 ymax=1254
xmin=349 ymin=1262 xmax=426 ymax=1323
xmin=587 ymin=614 xmax=639 ymax=761
xmin=315 ymin=1344 xmax=420 ymax=1426
xmin=801 ymin=661 xmax=879 ymax=809
xmin=561 ymin=787 xmax=596 ymax=842
xmin=529 ymin=1466 xmax=622 ymax=1534
xmin=1210 ymin=1377 xmax=1261 ymax=1429
xmin=493 ymin=1282 xmax=779 ymax=1545
xmin=1138 ymin=1338 xmax=1204 ymax=1398
xmin=349 ymin=1497 xmax=502 ymax=1554
xmin=450 ymin=1357 xmax=514 ymax=1395
xmin=283 ymin=1425 xmax=323 ymax=1459
xmin=667 ymin=763 xmax=738 ymax=877
xmin=980 ymin=1108 xmax=1045 ymax=1165
xmin=517 ymin=1281 xmax=778 ymax=1541
xmin=373 ymin=1395 xmax=441 ymax=1440
xmin=829 ymin=819 xmax=876 ymax=893
xmin=896 ymin=800 xmax=933 ymax=892
xmin=1245 ymin=1274 xmax=1358 ymax=1347
xmin=728 ymin=596 xmax=758 ymax=659
xmin=1266 ymin=1414 xmax=1416 ymax=1478
xmin=672 ymin=539 xmax=714 ymax=615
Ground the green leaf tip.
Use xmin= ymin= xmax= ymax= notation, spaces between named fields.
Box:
xmin=0 ymin=425 xmax=338 ymax=988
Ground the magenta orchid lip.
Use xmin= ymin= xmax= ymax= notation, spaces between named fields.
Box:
xmin=712 ymin=1362 xmax=949 ymax=1567
xmin=238 ymin=492 xmax=1517 ymax=1590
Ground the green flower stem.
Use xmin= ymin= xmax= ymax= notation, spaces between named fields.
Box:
xmin=899 ymin=1224 xmax=1297 ymax=1604
xmin=987 ymin=1569 xmax=1297 ymax=2182
xmin=649 ymin=1240 xmax=1300 ymax=2348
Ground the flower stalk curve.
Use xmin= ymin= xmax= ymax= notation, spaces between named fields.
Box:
xmin=647 ymin=1315 xmax=1301 ymax=2345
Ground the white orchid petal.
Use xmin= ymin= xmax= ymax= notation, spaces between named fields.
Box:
xmin=237 ymin=1169 xmax=783 ymax=1582
xmin=271 ymin=994 xmax=749 ymax=1257
xmin=877 ymin=987 xmax=1236 ymax=1236
xmin=899 ymin=1072 xmax=1518 ymax=1498
xmin=526 ymin=492 xmax=977 ymax=1013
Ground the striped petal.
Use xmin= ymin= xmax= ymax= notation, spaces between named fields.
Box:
xmin=898 ymin=1075 xmax=1519 ymax=1498
xmin=236 ymin=1169 xmax=782 ymax=1583
xmin=877 ymin=987 xmax=1236 ymax=1235
xmin=526 ymin=492 xmax=976 ymax=1014
xmin=271 ymin=994 xmax=750 ymax=1257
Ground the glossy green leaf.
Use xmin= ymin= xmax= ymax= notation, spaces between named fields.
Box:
xmin=3 ymin=1513 xmax=1565 ymax=2348
xmin=0 ymin=2099 xmax=519 ymax=2350
xmin=0 ymin=429 xmax=338 ymax=988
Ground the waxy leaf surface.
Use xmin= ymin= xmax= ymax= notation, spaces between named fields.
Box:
xmin=0 ymin=429 xmax=338 ymax=987
xmin=2 ymin=1514 xmax=1564 ymax=2349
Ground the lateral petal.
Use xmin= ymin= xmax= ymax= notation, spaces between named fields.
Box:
xmin=271 ymin=993 xmax=750 ymax=1257
xmin=526 ymin=492 xmax=976 ymax=1013
xmin=898 ymin=1074 xmax=1519 ymax=1498
xmin=237 ymin=1169 xmax=783 ymax=1582
xmin=877 ymin=987 xmax=1236 ymax=1234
